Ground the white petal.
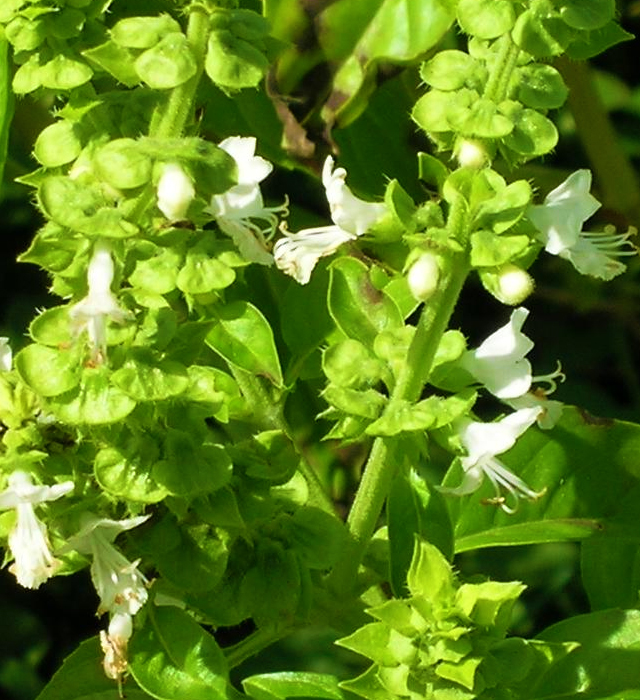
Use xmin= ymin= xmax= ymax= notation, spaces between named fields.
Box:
xmin=157 ymin=163 xmax=195 ymax=221
xmin=219 ymin=136 xmax=273 ymax=185
xmin=0 ymin=471 xmax=74 ymax=509
xmin=0 ymin=337 xmax=12 ymax=371
xmin=322 ymin=156 xmax=386 ymax=236
xmin=273 ymin=225 xmax=355 ymax=284
xmin=460 ymin=308 xmax=533 ymax=399
xmin=8 ymin=504 xmax=61 ymax=589
xmin=459 ymin=407 xmax=542 ymax=466
xmin=217 ymin=218 xmax=274 ymax=266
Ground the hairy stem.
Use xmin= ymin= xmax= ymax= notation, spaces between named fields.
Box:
xmin=328 ymin=196 xmax=471 ymax=594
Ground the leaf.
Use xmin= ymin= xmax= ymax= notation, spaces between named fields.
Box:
xmin=446 ymin=406 xmax=640 ymax=552
xmin=129 ymin=607 xmax=228 ymax=700
xmin=36 ymin=636 xmax=152 ymax=700
xmin=243 ymin=672 xmax=344 ymax=700
xmin=533 ymin=609 xmax=640 ymax=700
xmin=15 ymin=344 xmax=81 ymax=397
xmin=111 ymin=353 xmax=189 ymax=402
xmin=581 ymin=538 xmax=640 ymax=611
xmin=206 ymin=301 xmax=283 ymax=387
xmin=328 ymin=257 xmax=403 ymax=347
xmin=387 ymin=469 xmax=454 ymax=597
xmin=317 ymin=0 xmax=457 ymax=126
xmin=50 ymin=368 xmax=136 ymax=424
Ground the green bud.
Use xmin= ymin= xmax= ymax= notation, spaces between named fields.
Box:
xmin=34 ymin=120 xmax=83 ymax=168
xmin=134 ymin=32 xmax=197 ymax=89
xmin=480 ymin=264 xmax=535 ymax=305
xmin=5 ymin=16 xmax=46 ymax=51
xmin=455 ymin=139 xmax=489 ymax=169
xmin=94 ymin=138 xmax=152 ymax=189
xmin=110 ymin=15 xmax=182 ymax=49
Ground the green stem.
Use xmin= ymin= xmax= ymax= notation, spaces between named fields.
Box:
xmin=328 ymin=198 xmax=471 ymax=594
xmin=150 ymin=7 xmax=210 ymax=138
xmin=483 ymin=34 xmax=520 ymax=103
xmin=224 ymin=625 xmax=291 ymax=669
xmin=230 ymin=366 xmax=337 ymax=516
xmin=556 ymin=56 xmax=640 ymax=223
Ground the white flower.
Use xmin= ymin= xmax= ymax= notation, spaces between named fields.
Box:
xmin=100 ymin=612 xmax=133 ymax=681
xmin=0 ymin=471 xmax=74 ymax=589
xmin=208 ymin=136 xmax=283 ymax=265
xmin=69 ymin=242 xmax=130 ymax=362
xmin=459 ymin=307 xmax=534 ymax=400
xmin=156 ymin=162 xmax=195 ymax=221
xmin=528 ymin=170 xmax=636 ymax=280
xmin=0 ymin=338 xmax=11 ymax=371
xmin=63 ymin=514 xmax=150 ymax=616
xmin=274 ymin=156 xmax=387 ymax=284
xmin=495 ymin=264 xmax=534 ymax=305
xmin=440 ymin=407 xmax=544 ymax=513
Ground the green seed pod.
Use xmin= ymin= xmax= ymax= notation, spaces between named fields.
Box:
xmin=94 ymin=138 xmax=152 ymax=189
xmin=34 ymin=120 xmax=83 ymax=168
xmin=134 ymin=32 xmax=197 ymax=89
xmin=110 ymin=15 xmax=182 ymax=49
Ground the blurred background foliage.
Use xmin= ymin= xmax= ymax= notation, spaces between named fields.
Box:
xmin=2 ymin=1 xmax=640 ymax=698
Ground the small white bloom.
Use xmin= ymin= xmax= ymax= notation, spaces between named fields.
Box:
xmin=0 ymin=471 xmax=74 ymax=589
xmin=440 ymin=407 xmax=544 ymax=513
xmin=0 ymin=338 xmax=11 ymax=371
xmin=274 ymin=156 xmax=387 ymax=284
xmin=208 ymin=136 xmax=283 ymax=265
xmin=460 ymin=307 xmax=534 ymax=400
xmin=69 ymin=242 xmax=130 ymax=362
xmin=455 ymin=139 xmax=488 ymax=169
xmin=273 ymin=225 xmax=356 ymax=285
xmin=407 ymin=252 xmax=440 ymax=302
xmin=528 ymin=170 xmax=636 ymax=280
xmin=496 ymin=264 xmax=534 ymax=305
xmin=100 ymin=612 xmax=133 ymax=681
xmin=156 ymin=162 xmax=195 ymax=221
xmin=63 ymin=514 xmax=150 ymax=616
xmin=322 ymin=156 xmax=387 ymax=237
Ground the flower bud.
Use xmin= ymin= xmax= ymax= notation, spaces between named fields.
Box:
xmin=157 ymin=162 xmax=195 ymax=221
xmin=455 ymin=139 xmax=488 ymax=169
xmin=496 ymin=264 xmax=535 ymax=305
xmin=407 ymin=252 xmax=440 ymax=302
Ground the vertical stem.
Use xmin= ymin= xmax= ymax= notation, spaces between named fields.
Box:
xmin=483 ymin=35 xmax=520 ymax=103
xmin=150 ymin=7 xmax=210 ymax=138
xmin=328 ymin=197 xmax=470 ymax=592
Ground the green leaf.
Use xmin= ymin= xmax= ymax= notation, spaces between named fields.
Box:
xmin=420 ymin=50 xmax=478 ymax=91
xmin=566 ymin=21 xmax=635 ymax=60
xmin=517 ymin=64 xmax=569 ymax=110
xmin=82 ymin=40 xmax=140 ymax=86
xmin=243 ymin=672 xmax=344 ymax=700
xmin=40 ymin=54 xmax=93 ymax=91
xmin=240 ymin=540 xmax=301 ymax=626
xmin=176 ymin=248 xmax=236 ymax=294
xmin=110 ymin=15 xmax=182 ymax=49
xmin=339 ymin=665 xmax=394 ymax=700
xmin=153 ymin=431 xmax=232 ymax=497
xmin=130 ymin=246 xmax=182 ymax=295
xmin=581 ymin=539 xmax=640 ymax=611
xmin=388 ymin=469 xmax=454 ymax=597
xmin=501 ymin=106 xmax=559 ymax=160
xmin=447 ymin=407 xmax=640 ymax=552
xmin=287 ymin=506 xmax=348 ymax=569
xmin=15 ymin=344 xmax=81 ymax=397
xmin=34 ymin=120 xmax=83 ymax=168
xmin=130 ymin=607 xmax=228 ymax=700
xmin=512 ymin=8 xmax=573 ymax=58
xmin=470 ymin=230 xmax=531 ymax=267
xmin=134 ymin=33 xmax=197 ymax=90
xmin=206 ymin=26 xmax=270 ymax=91
xmin=534 ymin=609 xmax=640 ymax=699
xmin=36 ymin=636 xmax=152 ymax=700
xmin=111 ymin=353 xmax=189 ymax=402
xmin=323 ymin=339 xmax=387 ymax=388
xmin=94 ymin=439 xmax=169 ymax=504
xmin=317 ymin=0 xmax=457 ymax=126
xmin=94 ymin=138 xmax=152 ymax=190
xmin=206 ymin=301 xmax=283 ymax=387
xmin=50 ymin=368 xmax=136 ymax=424
xmin=328 ymin=257 xmax=403 ymax=347
xmin=558 ymin=0 xmax=615 ymax=30
xmin=456 ymin=0 xmax=515 ymax=39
